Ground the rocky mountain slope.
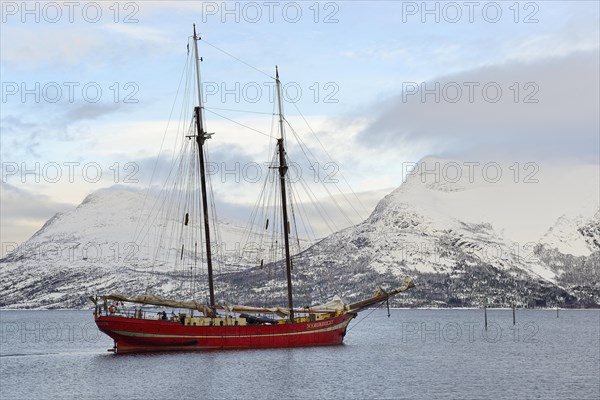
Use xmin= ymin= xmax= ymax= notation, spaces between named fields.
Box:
xmin=2 ymin=159 xmax=599 ymax=309
xmin=540 ymin=211 xmax=600 ymax=257
xmin=220 ymin=162 xmax=599 ymax=308
xmin=0 ymin=186 xmax=274 ymax=308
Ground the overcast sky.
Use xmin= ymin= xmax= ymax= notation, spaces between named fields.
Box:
xmin=1 ymin=1 xmax=599 ymax=255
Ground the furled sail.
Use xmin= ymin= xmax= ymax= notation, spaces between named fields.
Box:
xmin=106 ymin=276 xmax=414 ymax=316
xmin=105 ymin=293 xmax=214 ymax=315
xmin=105 ymin=293 xmax=343 ymax=316
xmin=347 ymin=277 xmax=415 ymax=312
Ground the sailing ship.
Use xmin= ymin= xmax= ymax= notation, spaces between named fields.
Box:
xmin=92 ymin=25 xmax=414 ymax=353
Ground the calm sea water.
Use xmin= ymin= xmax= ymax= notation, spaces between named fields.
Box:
xmin=1 ymin=309 xmax=598 ymax=400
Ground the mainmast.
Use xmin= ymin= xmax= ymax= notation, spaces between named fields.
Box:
xmin=192 ymin=24 xmax=215 ymax=308
xmin=275 ymin=66 xmax=294 ymax=323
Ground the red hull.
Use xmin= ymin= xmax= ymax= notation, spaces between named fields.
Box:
xmin=95 ymin=313 xmax=356 ymax=353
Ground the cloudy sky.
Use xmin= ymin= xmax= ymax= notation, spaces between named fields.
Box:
xmin=1 ymin=1 xmax=599 ymax=255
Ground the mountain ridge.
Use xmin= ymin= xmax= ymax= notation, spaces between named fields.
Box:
xmin=2 ymin=160 xmax=599 ymax=309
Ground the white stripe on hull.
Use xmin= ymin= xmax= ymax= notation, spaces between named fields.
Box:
xmin=109 ymin=318 xmax=352 ymax=340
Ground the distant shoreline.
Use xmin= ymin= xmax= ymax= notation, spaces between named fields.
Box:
xmin=2 ymin=307 xmax=598 ymax=311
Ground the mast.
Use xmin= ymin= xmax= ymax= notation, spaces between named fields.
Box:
xmin=275 ymin=66 xmax=294 ymax=323
xmin=192 ymin=24 xmax=215 ymax=308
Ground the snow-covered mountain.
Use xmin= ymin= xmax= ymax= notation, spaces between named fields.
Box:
xmin=231 ymin=159 xmax=598 ymax=308
xmin=540 ymin=212 xmax=600 ymax=257
xmin=2 ymin=159 xmax=599 ymax=309
xmin=0 ymin=186 xmax=279 ymax=308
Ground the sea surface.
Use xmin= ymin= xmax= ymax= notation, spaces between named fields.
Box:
xmin=0 ymin=309 xmax=598 ymax=400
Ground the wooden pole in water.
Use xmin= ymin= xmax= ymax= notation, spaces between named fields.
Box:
xmin=556 ymin=304 xmax=559 ymax=318
xmin=512 ymin=301 xmax=516 ymax=325
xmin=484 ymin=300 xmax=488 ymax=331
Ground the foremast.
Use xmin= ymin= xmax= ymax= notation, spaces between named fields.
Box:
xmin=192 ymin=24 xmax=215 ymax=308
xmin=275 ymin=66 xmax=295 ymax=323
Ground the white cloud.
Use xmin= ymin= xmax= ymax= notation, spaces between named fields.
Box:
xmin=506 ymin=26 xmax=599 ymax=63
xmin=1 ymin=26 xmax=112 ymax=69
xmin=0 ymin=182 xmax=74 ymax=256
xmin=2 ymin=0 xmax=598 ymax=252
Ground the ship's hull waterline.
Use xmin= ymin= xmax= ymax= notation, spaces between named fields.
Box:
xmin=95 ymin=313 xmax=356 ymax=353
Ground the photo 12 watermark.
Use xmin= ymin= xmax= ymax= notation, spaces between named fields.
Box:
xmin=401 ymin=81 xmax=539 ymax=104
xmin=1 ymin=82 xmax=140 ymax=104
xmin=2 ymin=241 xmax=141 ymax=265
xmin=400 ymin=320 xmax=540 ymax=343
xmin=1 ymin=1 xmax=140 ymax=24
xmin=201 ymin=1 xmax=340 ymax=24
xmin=1 ymin=321 xmax=102 ymax=344
xmin=400 ymin=1 xmax=539 ymax=24
xmin=202 ymin=81 xmax=339 ymax=104
xmin=2 ymin=161 xmax=140 ymax=184
xmin=202 ymin=161 xmax=339 ymax=184
xmin=402 ymin=160 xmax=540 ymax=184
xmin=383 ymin=240 xmax=542 ymax=265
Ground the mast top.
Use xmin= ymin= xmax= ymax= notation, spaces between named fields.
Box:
xmin=192 ymin=24 xmax=206 ymax=134
xmin=275 ymin=66 xmax=285 ymax=141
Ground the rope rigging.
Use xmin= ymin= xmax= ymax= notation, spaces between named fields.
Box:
xmin=131 ymin=33 xmax=370 ymax=309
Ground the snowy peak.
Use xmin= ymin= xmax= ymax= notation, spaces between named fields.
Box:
xmin=2 ymin=158 xmax=599 ymax=309
xmin=0 ymin=185 xmax=270 ymax=308
xmin=579 ymin=210 xmax=600 ymax=250
xmin=541 ymin=210 xmax=600 ymax=256
xmin=1 ymin=185 xmax=256 ymax=270
xmin=398 ymin=157 xmax=488 ymax=193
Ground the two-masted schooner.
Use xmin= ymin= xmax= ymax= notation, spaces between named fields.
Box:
xmin=93 ymin=25 xmax=414 ymax=353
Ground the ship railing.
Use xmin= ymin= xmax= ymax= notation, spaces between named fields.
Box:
xmin=98 ymin=305 xmax=180 ymax=321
